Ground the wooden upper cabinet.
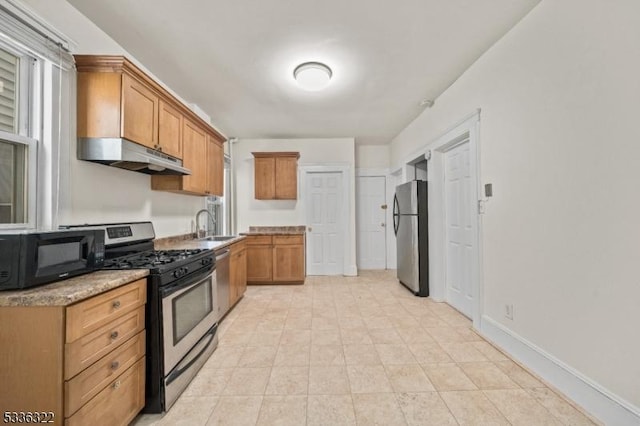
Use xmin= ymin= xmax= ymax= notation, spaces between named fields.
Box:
xmin=121 ymin=73 xmax=158 ymax=149
xmin=158 ymin=100 xmax=183 ymax=158
xmin=77 ymin=72 xmax=122 ymax=138
xmin=275 ymin=156 xmax=298 ymax=199
xmin=151 ymin=128 xmax=224 ymax=196
xmin=75 ymin=56 xmax=227 ymax=197
xmin=254 ymin=157 xmax=275 ymax=199
xmin=252 ymin=152 xmax=300 ymax=200
xmin=207 ymin=136 xmax=224 ymax=197
xmin=182 ymin=119 xmax=208 ymax=194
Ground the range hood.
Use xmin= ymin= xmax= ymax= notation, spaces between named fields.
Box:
xmin=77 ymin=137 xmax=191 ymax=175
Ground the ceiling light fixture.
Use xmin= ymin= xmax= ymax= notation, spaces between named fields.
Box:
xmin=293 ymin=62 xmax=332 ymax=91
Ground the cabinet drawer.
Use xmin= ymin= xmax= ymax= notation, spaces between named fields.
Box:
xmin=66 ymin=357 xmax=145 ymax=426
xmin=65 ymin=331 xmax=145 ymax=416
xmin=65 ymin=306 xmax=145 ymax=380
xmin=273 ymin=235 xmax=303 ymax=245
xmin=246 ymin=235 xmax=272 ymax=245
xmin=66 ymin=279 xmax=146 ymax=343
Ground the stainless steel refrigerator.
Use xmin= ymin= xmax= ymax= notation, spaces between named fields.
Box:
xmin=393 ymin=180 xmax=429 ymax=296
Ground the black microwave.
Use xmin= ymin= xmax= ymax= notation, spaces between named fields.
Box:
xmin=0 ymin=229 xmax=105 ymax=291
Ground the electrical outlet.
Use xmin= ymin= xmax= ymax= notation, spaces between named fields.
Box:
xmin=504 ymin=304 xmax=514 ymax=320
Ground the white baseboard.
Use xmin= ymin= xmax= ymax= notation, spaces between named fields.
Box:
xmin=480 ymin=315 xmax=640 ymax=426
xmin=344 ymin=264 xmax=358 ymax=276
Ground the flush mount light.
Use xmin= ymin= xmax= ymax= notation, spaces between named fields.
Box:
xmin=293 ymin=62 xmax=332 ymax=91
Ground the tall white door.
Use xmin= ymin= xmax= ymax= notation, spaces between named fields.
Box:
xmin=444 ymin=141 xmax=475 ymax=317
xmin=306 ymin=172 xmax=344 ymax=275
xmin=356 ymin=176 xmax=386 ymax=269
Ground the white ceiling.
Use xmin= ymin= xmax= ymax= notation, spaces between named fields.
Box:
xmin=67 ymin=0 xmax=541 ymax=145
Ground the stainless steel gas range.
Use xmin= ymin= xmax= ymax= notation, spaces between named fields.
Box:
xmin=61 ymin=222 xmax=218 ymax=413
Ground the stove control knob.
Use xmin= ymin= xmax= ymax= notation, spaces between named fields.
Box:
xmin=173 ymin=270 xmax=180 ymax=278
xmin=183 ymin=267 xmax=189 ymax=274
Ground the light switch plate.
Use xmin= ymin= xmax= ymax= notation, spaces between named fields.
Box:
xmin=485 ymin=183 xmax=493 ymax=197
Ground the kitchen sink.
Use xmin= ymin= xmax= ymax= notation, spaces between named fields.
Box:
xmin=201 ymin=235 xmax=237 ymax=242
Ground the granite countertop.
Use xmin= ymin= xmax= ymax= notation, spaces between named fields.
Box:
xmin=154 ymin=235 xmax=246 ymax=251
xmin=241 ymin=226 xmax=306 ymax=235
xmin=0 ymin=227 xmax=305 ymax=308
xmin=0 ymin=269 xmax=149 ymax=307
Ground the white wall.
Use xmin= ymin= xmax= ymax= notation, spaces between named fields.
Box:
xmin=391 ymin=0 xmax=640 ymax=415
xmin=355 ymin=144 xmax=389 ymax=169
xmin=22 ymin=0 xmax=209 ymax=237
xmin=234 ymin=138 xmax=357 ymax=275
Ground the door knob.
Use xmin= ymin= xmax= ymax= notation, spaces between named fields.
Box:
xmin=308 ymin=227 xmax=312 ymax=232
xmin=381 ymin=223 xmax=385 ymax=227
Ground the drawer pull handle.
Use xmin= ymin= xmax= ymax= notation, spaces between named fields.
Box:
xmin=111 ymin=361 xmax=120 ymax=370
xmin=112 ymin=380 xmax=121 ymax=390
xmin=112 ymin=300 xmax=121 ymax=309
xmin=110 ymin=331 xmax=119 ymax=340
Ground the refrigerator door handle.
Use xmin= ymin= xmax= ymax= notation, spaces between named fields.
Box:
xmin=393 ymin=194 xmax=400 ymax=236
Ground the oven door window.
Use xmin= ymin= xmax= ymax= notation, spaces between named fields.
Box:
xmin=172 ymin=277 xmax=214 ymax=345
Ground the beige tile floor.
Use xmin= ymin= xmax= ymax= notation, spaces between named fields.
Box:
xmin=134 ymin=271 xmax=598 ymax=426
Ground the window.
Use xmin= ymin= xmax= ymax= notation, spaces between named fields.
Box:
xmin=0 ymin=42 xmax=37 ymax=226
xmin=206 ymin=154 xmax=232 ymax=235
xmin=0 ymin=3 xmax=74 ymax=229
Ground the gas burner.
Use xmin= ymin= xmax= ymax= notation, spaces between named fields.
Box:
xmin=103 ymin=248 xmax=211 ymax=272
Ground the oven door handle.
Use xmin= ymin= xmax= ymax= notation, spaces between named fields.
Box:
xmin=161 ymin=265 xmax=214 ymax=297
xmin=165 ymin=323 xmax=218 ymax=386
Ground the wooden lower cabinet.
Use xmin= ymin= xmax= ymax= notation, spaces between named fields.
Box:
xmin=246 ymin=234 xmax=305 ymax=284
xmin=0 ymin=279 xmax=146 ymax=425
xmin=66 ymin=358 xmax=145 ymax=426
xmin=229 ymin=240 xmax=247 ymax=308
xmin=246 ymin=243 xmax=273 ymax=283
xmin=273 ymin=244 xmax=305 ymax=282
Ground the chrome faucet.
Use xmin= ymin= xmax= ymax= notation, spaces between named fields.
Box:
xmin=195 ymin=209 xmax=216 ymax=238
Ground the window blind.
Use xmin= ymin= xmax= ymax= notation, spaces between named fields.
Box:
xmin=0 ymin=47 xmax=17 ymax=133
xmin=0 ymin=0 xmax=73 ymax=69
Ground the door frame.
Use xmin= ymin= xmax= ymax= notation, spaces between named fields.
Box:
xmin=426 ymin=111 xmax=483 ymax=328
xmin=300 ymin=163 xmax=356 ymax=276
xmin=355 ymin=171 xmax=388 ymax=269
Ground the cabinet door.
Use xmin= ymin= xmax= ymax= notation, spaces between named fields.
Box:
xmin=66 ymin=358 xmax=145 ymax=426
xmin=246 ymin=245 xmax=273 ymax=283
xmin=158 ymin=100 xmax=183 ymax=158
xmin=275 ymin=157 xmax=298 ymax=199
xmin=207 ymin=137 xmax=224 ymax=196
xmin=272 ymin=244 xmax=305 ymax=282
xmin=121 ymin=73 xmax=158 ymax=149
xmin=237 ymin=249 xmax=247 ymax=296
xmin=229 ymin=251 xmax=238 ymax=307
xmin=254 ymin=157 xmax=275 ymax=199
xmin=182 ymin=119 xmax=208 ymax=194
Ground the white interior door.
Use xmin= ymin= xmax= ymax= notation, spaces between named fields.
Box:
xmin=356 ymin=176 xmax=386 ymax=269
xmin=306 ymin=172 xmax=344 ymax=275
xmin=444 ymin=140 xmax=474 ymax=317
